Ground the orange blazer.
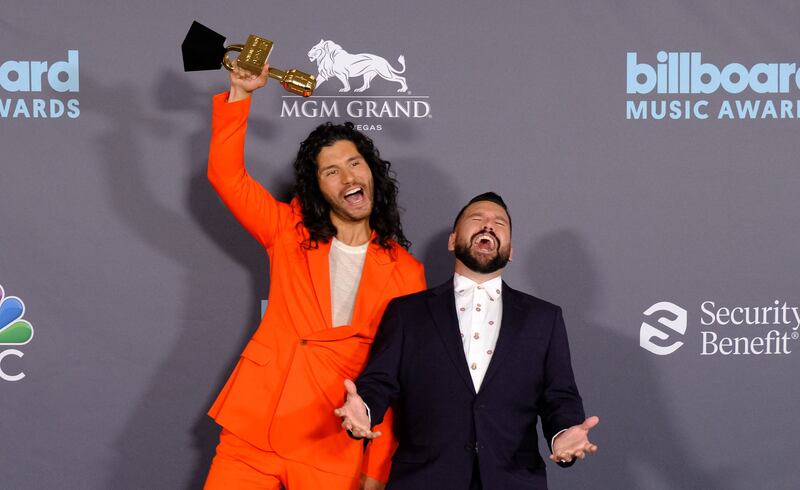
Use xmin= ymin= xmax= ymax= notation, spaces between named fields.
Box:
xmin=206 ymin=93 xmax=426 ymax=482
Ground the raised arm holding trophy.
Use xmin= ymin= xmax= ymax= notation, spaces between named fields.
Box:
xmin=182 ymin=21 xmax=316 ymax=97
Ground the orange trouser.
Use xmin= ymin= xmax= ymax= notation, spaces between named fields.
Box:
xmin=204 ymin=429 xmax=360 ymax=490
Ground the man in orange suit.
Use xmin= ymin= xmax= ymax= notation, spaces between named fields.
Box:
xmin=202 ymin=62 xmax=426 ymax=490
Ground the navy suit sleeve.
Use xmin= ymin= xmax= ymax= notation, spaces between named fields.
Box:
xmin=538 ymin=306 xmax=586 ymax=454
xmin=356 ymin=299 xmax=404 ymax=428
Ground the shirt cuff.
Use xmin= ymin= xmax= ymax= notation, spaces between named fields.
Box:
xmin=364 ymin=402 xmax=372 ymax=425
xmin=551 ymin=429 xmax=567 ymax=452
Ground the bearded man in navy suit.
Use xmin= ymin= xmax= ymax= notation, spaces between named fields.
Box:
xmin=335 ymin=192 xmax=599 ymax=490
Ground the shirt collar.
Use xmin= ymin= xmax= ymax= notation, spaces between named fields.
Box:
xmin=332 ymin=237 xmax=370 ymax=253
xmin=453 ymin=273 xmax=503 ymax=300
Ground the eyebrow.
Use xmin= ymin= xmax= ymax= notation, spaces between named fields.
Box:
xmin=466 ymin=211 xmax=509 ymax=222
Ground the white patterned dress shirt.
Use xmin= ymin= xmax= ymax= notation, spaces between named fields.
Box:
xmin=453 ymin=273 xmax=503 ymax=392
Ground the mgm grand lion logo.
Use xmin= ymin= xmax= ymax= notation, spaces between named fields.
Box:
xmin=307 ymin=40 xmax=408 ymax=93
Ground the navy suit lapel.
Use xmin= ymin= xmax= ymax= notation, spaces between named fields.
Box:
xmin=481 ymin=282 xmax=527 ymax=390
xmin=427 ymin=278 xmax=476 ymax=395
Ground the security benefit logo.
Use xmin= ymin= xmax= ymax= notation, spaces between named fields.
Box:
xmin=626 ymin=51 xmax=800 ymax=120
xmin=640 ymin=302 xmax=687 ymax=355
xmin=640 ymin=300 xmax=799 ymax=356
xmin=0 ymin=285 xmax=34 ymax=382
xmin=280 ymin=40 xmax=431 ymax=130
xmin=0 ymin=50 xmax=80 ymax=119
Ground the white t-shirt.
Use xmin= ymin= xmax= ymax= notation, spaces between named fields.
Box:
xmin=329 ymin=237 xmax=369 ymax=327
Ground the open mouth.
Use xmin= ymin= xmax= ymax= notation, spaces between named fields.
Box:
xmin=343 ymin=187 xmax=366 ymax=206
xmin=472 ymin=232 xmax=498 ymax=253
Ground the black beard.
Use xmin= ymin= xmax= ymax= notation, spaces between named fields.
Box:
xmin=454 ymin=239 xmax=510 ymax=275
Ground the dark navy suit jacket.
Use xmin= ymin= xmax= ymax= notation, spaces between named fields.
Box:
xmin=356 ymin=279 xmax=586 ymax=490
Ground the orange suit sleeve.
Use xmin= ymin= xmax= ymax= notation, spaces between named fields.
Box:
xmin=207 ymin=92 xmax=289 ymax=248
xmin=361 ymin=407 xmax=398 ymax=483
xmin=361 ymin=259 xmax=427 ymax=483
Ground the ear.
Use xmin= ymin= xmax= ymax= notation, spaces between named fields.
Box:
xmin=509 ymin=246 xmax=514 ymax=262
xmin=447 ymin=232 xmax=456 ymax=252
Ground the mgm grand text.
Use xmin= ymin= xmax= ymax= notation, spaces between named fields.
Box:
xmin=281 ymin=99 xmax=431 ymax=119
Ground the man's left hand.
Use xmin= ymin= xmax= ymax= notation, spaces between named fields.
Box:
xmin=360 ymin=474 xmax=386 ymax=490
xmin=549 ymin=415 xmax=599 ymax=464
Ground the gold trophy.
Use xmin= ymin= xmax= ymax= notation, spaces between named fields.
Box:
xmin=182 ymin=21 xmax=316 ymax=97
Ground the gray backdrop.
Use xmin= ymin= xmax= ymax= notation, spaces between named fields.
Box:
xmin=2 ymin=1 xmax=799 ymax=489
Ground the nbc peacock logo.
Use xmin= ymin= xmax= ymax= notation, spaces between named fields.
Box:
xmin=0 ymin=284 xmax=34 ymax=382
xmin=0 ymin=284 xmax=34 ymax=345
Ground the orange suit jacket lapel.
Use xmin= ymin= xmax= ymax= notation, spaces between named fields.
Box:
xmin=302 ymin=238 xmax=396 ymax=340
xmin=352 ymin=241 xmax=396 ymax=333
xmin=305 ymin=240 xmax=333 ymax=331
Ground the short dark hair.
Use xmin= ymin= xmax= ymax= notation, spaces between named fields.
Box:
xmin=452 ymin=192 xmax=511 ymax=231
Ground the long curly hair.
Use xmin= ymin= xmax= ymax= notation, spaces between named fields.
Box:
xmin=292 ymin=122 xmax=410 ymax=251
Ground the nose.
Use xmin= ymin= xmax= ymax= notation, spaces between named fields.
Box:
xmin=340 ymin=167 xmax=355 ymax=184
